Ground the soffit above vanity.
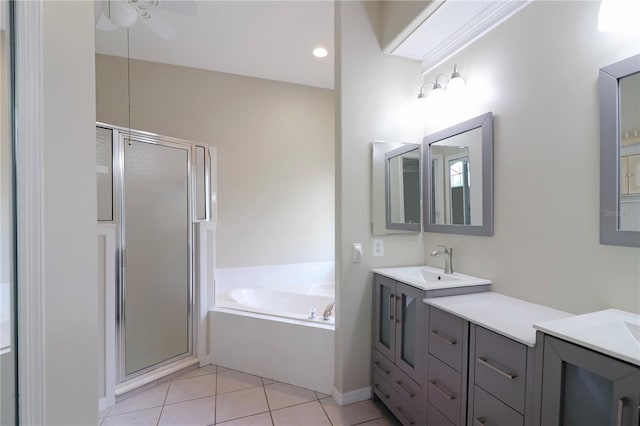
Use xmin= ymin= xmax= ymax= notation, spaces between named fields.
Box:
xmin=385 ymin=0 xmax=532 ymax=73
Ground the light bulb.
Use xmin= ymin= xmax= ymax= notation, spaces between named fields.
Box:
xmin=430 ymin=85 xmax=445 ymax=103
xmin=598 ymin=0 xmax=640 ymax=32
xmin=110 ymin=1 xmax=138 ymax=28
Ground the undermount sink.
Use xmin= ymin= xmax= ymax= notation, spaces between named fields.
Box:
xmin=371 ymin=265 xmax=491 ymax=290
xmin=419 ymin=269 xmax=460 ymax=283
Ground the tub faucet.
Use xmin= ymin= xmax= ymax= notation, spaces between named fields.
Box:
xmin=323 ymin=301 xmax=335 ymax=321
xmin=430 ymin=245 xmax=453 ymax=274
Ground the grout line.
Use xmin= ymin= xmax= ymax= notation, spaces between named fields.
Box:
xmin=317 ymin=398 xmax=334 ymax=426
xmin=215 ymin=410 xmax=271 ymax=425
xmin=260 ymin=381 xmax=275 ymax=426
xmin=155 ymin=378 xmax=171 ymax=426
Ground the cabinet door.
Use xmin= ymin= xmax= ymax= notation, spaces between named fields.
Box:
xmin=395 ymin=282 xmax=425 ymax=381
xmin=540 ymin=336 xmax=640 ymax=426
xmin=373 ymin=274 xmax=396 ymax=360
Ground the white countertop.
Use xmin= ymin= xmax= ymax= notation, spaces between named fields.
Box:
xmin=424 ymin=292 xmax=573 ymax=347
xmin=534 ymin=309 xmax=640 ymax=366
xmin=372 ymin=265 xmax=491 ymax=291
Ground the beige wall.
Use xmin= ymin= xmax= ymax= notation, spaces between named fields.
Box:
xmin=421 ymin=1 xmax=640 ymax=315
xmin=96 ymin=55 xmax=335 ymax=268
xmin=42 ymin=1 xmax=98 ymax=423
xmin=334 ymin=1 xmax=425 ymax=394
xmin=335 ymin=0 xmax=640 ymax=396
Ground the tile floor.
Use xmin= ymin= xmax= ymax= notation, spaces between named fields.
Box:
xmin=99 ymin=365 xmax=400 ymax=426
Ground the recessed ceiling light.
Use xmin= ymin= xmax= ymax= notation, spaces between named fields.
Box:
xmin=313 ymin=47 xmax=328 ymax=58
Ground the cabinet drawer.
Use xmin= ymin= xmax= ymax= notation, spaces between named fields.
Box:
xmin=429 ymin=307 xmax=464 ymax=372
xmin=372 ymin=372 xmax=394 ymax=403
xmin=427 ymin=403 xmax=455 ymax=426
xmin=374 ymin=373 xmax=425 ymax=426
xmin=373 ymin=349 xmax=394 ymax=380
xmin=391 ymin=364 xmax=423 ymax=412
xmin=472 ymin=386 xmax=523 ymax=426
xmin=474 ymin=326 xmax=527 ymax=413
xmin=427 ymin=355 xmax=462 ymax=425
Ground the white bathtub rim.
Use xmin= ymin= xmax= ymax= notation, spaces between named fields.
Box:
xmin=211 ymin=307 xmax=335 ymax=331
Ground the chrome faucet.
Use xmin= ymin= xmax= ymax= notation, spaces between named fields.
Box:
xmin=323 ymin=301 xmax=335 ymax=320
xmin=430 ymin=245 xmax=453 ymax=274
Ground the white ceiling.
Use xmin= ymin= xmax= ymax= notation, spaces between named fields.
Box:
xmin=95 ymin=1 xmax=334 ymax=89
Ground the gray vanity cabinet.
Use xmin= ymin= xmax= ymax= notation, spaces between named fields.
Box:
xmin=538 ymin=335 xmax=640 ymax=426
xmin=426 ymin=307 xmax=469 ymax=426
xmin=467 ymin=325 xmax=535 ymax=426
xmin=373 ymin=274 xmax=426 ymax=425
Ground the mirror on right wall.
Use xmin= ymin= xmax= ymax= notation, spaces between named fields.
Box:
xmin=423 ymin=112 xmax=494 ymax=236
xmin=600 ymin=54 xmax=640 ymax=247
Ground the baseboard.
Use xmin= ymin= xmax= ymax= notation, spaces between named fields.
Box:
xmin=98 ymin=397 xmax=107 ymax=412
xmin=331 ymin=386 xmax=372 ymax=406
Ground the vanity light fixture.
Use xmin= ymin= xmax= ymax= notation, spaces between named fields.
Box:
xmin=313 ymin=47 xmax=328 ymax=58
xmin=417 ymin=65 xmax=466 ymax=100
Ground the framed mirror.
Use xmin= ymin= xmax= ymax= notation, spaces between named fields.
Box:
xmin=423 ymin=112 xmax=493 ymax=236
xmin=371 ymin=142 xmax=421 ymax=235
xmin=600 ymin=54 xmax=640 ymax=247
xmin=385 ymin=144 xmax=421 ymax=231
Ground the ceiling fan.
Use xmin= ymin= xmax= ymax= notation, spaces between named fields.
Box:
xmin=96 ymin=0 xmax=197 ymax=40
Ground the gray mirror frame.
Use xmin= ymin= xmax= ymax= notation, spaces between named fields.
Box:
xmin=599 ymin=54 xmax=640 ymax=247
xmin=423 ymin=112 xmax=494 ymax=236
xmin=385 ymin=143 xmax=421 ymax=231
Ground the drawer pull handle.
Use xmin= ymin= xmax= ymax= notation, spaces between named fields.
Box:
xmin=430 ymin=330 xmax=456 ymax=345
xmin=429 ymin=380 xmax=455 ymax=400
xmin=474 ymin=418 xmax=486 ymax=425
xmin=395 ymin=380 xmax=416 ymax=398
xmin=395 ymin=406 xmax=415 ymax=425
xmin=477 ymin=357 xmax=517 ymax=379
xmin=374 ymin=384 xmax=390 ymax=399
xmin=616 ymin=398 xmax=624 ymax=426
xmin=374 ymin=361 xmax=390 ymax=375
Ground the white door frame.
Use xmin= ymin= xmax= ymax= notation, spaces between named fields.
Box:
xmin=14 ymin=0 xmax=46 ymax=424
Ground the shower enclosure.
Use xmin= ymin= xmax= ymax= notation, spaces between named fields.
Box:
xmin=97 ymin=123 xmax=213 ymax=389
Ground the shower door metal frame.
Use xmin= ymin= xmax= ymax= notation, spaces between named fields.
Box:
xmin=100 ymin=122 xmax=199 ymax=385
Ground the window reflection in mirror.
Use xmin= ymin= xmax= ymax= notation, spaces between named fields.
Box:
xmin=429 ymin=127 xmax=482 ymax=226
xmin=618 ymin=71 xmax=640 ymax=232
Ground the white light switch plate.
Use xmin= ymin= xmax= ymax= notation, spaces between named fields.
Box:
xmin=352 ymin=243 xmax=362 ymax=263
xmin=372 ymin=239 xmax=384 ymax=257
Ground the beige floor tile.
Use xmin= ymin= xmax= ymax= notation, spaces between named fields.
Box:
xmin=215 ymin=412 xmax=273 ymax=426
xmin=165 ymin=374 xmax=216 ymax=405
xmin=261 ymin=377 xmax=277 ymax=386
xmin=176 ymin=365 xmax=218 ymax=381
xmin=107 ymin=382 xmax=169 ymax=416
xmin=320 ymin=398 xmax=382 ymax=426
xmin=158 ymin=396 xmax=215 ymax=426
xmin=215 ymin=387 xmax=269 ymax=423
xmin=265 ymin=382 xmax=317 ymax=410
xmin=216 ymin=366 xmax=232 ymax=374
xmin=353 ymin=416 xmax=397 ymax=426
xmin=314 ymin=391 xmax=331 ymax=400
xmin=217 ymin=370 xmax=262 ymax=394
xmin=271 ymin=400 xmax=330 ymax=426
xmin=101 ymin=407 xmax=162 ymax=426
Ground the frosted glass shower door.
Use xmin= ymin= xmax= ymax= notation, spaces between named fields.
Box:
xmin=122 ymin=139 xmax=191 ymax=377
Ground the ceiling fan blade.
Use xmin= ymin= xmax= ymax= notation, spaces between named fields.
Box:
xmin=156 ymin=0 xmax=197 ymax=17
xmin=96 ymin=11 xmax=119 ymax=31
xmin=140 ymin=13 xmax=178 ymax=40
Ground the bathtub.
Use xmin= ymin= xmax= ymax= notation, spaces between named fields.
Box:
xmin=210 ymin=279 xmax=335 ymax=394
xmin=217 ymin=282 xmax=335 ymax=326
